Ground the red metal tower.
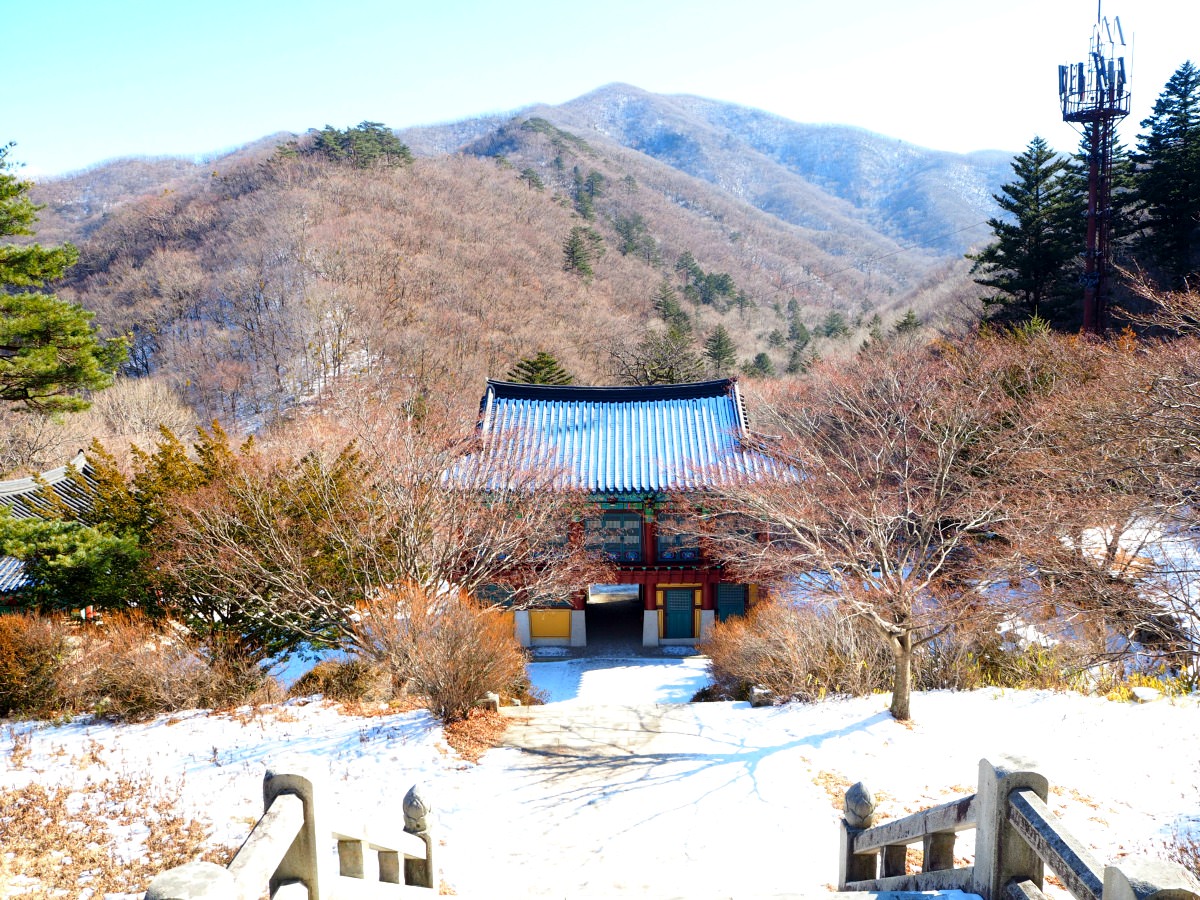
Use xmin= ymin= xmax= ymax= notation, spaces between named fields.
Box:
xmin=1059 ymin=5 xmax=1130 ymax=334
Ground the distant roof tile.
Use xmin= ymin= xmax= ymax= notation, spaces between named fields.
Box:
xmin=0 ymin=555 xmax=29 ymax=595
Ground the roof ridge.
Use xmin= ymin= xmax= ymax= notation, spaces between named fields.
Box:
xmin=485 ymin=378 xmax=738 ymax=404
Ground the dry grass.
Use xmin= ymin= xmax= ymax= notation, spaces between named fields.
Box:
xmin=1164 ymin=827 xmax=1200 ymax=880
xmin=0 ymin=774 xmax=236 ymax=897
xmin=288 ymin=657 xmax=391 ymax=704
xmin=442 ymin=708 xmax=508 ymax=763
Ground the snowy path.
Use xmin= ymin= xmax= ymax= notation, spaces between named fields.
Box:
xmin=440 ymin=657 xmax=837 ymax=897
xmin=433 ymin=659 xmax=1200 ymax=899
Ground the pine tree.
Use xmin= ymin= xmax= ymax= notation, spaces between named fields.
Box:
xmin=742 ymin=352 xmax=776 ymax=378
xmin=518 ymin=167 xmax=544 ymax=190
xmin=0 ymin=143 xmax=126 ymax=413
xmin=1134 ymin=61 xmax=1200 ymax=284
xmin=652 ymin=279 xmax=691 ymax=334
xmin=562 ymin=226 xmax=604 ymax=282
xmin=785 ymin=343 xmax=811 ymax=375
xmin=610 ymin=327 xmax=705 ymax=386
xmin=304 ymin=122 xmax=412 ymax=168
xmin=506 ymin=352 xmax=574 ymax=385
xmin=703 ymin=325 xmax=737 ymax=377
xmin=788 ymin=317 xmax=811 ymax=348
xmin=819 ymin=310 xmax=851 ymax=339
xmin=968 ymin=136 xmax=1077 ymax=326
xmin=892 ymin=309 xmax=922 ymax=335
xmin=866 ymin=313 xmax=884 ymax=344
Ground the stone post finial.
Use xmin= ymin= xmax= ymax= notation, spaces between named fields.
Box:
xmin=403 ymin=784 xmax=431 ymax=834
xmin=845 ymin=781 xmax=876 ymax=829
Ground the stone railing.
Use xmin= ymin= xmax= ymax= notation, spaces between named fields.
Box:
xmin=839 ymin=756 xmax=1200 ymax=900
xmin=145 ymin=761 xmax=434 ymax=899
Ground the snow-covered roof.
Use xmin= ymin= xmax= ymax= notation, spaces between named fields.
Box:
xmin=475 ymin=379 xmax=769 ymax=493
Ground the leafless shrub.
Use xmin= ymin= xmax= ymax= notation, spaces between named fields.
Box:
xmin=354 ymin=585 xmax=528 ymax=723
xmin=63 ymin=615 xmax=241 ymax=722
xmin=0 ymin=613 xmax=273 ymax=723
xmin=700 ymin=601 xmax=892 ymax=703
xmin=288 ymin=657 xmax=390 ymax=703
xmin=0 ymin=614 xmax=76 ymax=719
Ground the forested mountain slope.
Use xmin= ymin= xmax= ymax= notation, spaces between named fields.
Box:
xmin=24 ymin=87 xmax=997 ymax=429
xmin=400 ymin=83 xmax=1012 ymax=255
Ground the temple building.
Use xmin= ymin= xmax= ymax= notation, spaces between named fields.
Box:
xmin=475 ymin=378 xmax=767 ymax=648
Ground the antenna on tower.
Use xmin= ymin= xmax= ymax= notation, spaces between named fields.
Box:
xmin=1058 ymin=6 xmax=1131 ymax=333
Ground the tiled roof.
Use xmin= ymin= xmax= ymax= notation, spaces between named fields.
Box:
xmin=0 ymin=451 xmax=94 ymax=595
xmin=0 ymin=556 xmax=29 ymax=595
xmin=0 ymin=450 xmax=95 ymax=520
xmin=474 ymin=379 xmax=769 ymax=493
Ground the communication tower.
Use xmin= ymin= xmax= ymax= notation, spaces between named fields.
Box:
xmin=1059 ymin=4 xmax=1130 ymax=333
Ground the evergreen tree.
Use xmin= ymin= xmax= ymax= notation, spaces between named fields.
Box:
xmin=969 ymin=136 xmax=1077 ymax=327
xmin=652 ymin=279 xmax=691 ymax=334
xmin=0 ymin=143 xmax=126 ymax=414
xmin=506 ymin=352 xmax=574 ymax=385
xmin=674 ymin=251 xmax=702 ymax=288
xmin=518 ymin=167 xmax=544 ymax=190
xmin=892 ymin=309 xmax=922 ymax=335
xmin=1134 ymin=61 xmax=1200 ymax=285
xmin=562 ymin=226 xmax=604 ymax=282
xmin=819 ymin=310 xmax=851 ymax=339
xmin=306 ymin=122 xmax=412 ymax=168
xmin=788 ymin=317 xmax=811 ymax=348
xmin=571 ymin=168 xmax=604 ymax=220
xmin=742 ymin=352 xmax=776 ymax=378
xmin=614 ymin=213 xmax=653 ymax=258
xmin=785 ymin=343 xmax=811 ymax=375
xmin=703 ymin=325 xmax=737 ymax=376
xmin=610 ymin=326 xmax=705 ymax=386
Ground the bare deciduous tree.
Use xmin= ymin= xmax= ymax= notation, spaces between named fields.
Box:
xmin=705 ymin=343 xmax=1033 ymax=720
xmin=154 ymin=387 xmax=608 ymax=656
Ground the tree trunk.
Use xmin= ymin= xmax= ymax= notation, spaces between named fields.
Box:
xmin=889 ymin=632 xmax=913 ymax=721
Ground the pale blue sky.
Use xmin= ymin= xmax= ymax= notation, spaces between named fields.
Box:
xmin=6 ymin=0 xmax=1199 ymax=177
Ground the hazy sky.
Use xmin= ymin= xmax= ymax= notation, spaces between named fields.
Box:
xmin=6 ymin=0 xmax=1199 ymax=178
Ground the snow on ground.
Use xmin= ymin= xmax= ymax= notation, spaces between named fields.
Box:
xmin=526 ymin=655 xmax=711 ymax=705
xmin=2 ymin=660 xmax=1198 ymax=898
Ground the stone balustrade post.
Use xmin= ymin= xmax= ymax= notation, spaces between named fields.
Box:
xmin=972 ymin=756 xmax=1049 ymax=900
xmin=403 ymin=784 xmax=435 ymax=889
xmin=264 ymin=760 xmax=331 ymax=899
xmin=839 ymin=781 xmax=879 ymax=889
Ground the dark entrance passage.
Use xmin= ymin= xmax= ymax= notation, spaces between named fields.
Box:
xmin=585 ymin=585 xmax=644 ymax=654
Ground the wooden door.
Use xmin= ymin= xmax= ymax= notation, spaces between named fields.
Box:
xmin=663 ymin=588 xmax=695 ymax=639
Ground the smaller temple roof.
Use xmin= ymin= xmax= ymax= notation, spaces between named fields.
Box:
xmin=475 ymin=378 xmax=768 ymax=493
xmin=0 ymin=450 xmax=94 ymax=520
xmin=0 ymin=451 xmax=95 ymax=595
